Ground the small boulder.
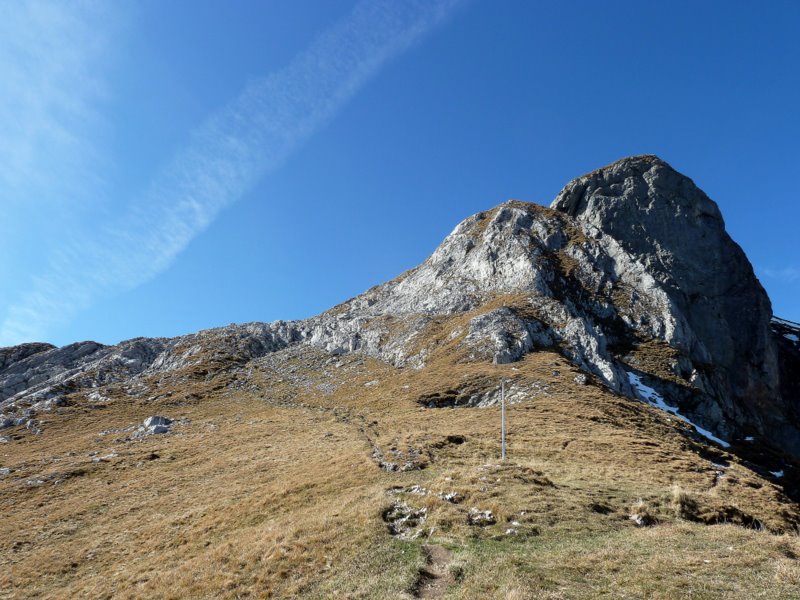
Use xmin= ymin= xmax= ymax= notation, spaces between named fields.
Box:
xmin=143 ymin=416 xmax=172 ymax=429
xmin=133 ymin=415 xmax=174 ymax=438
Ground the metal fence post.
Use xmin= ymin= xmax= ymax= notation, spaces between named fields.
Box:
xmin=501 ymin=379 xmax=506 ymax=461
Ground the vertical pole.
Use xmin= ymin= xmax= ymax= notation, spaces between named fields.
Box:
xmin=501 ymin=379 xmax=506 ymax=461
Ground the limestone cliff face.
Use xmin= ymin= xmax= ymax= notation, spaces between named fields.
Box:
xmin=551 ymin=156 xmax=789 ymax=450
xmin=1 ymin=155 xmax=798 ymax=457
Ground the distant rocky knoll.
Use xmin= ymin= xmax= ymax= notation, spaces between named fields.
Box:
xmin=2 ymin=156 xmax=798 ymax=457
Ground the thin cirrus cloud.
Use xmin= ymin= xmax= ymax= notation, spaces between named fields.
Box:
xmin=0 ymin=1 xmax=120 ymax=292
xmin=760 ymin=266 xmax=800 ymax=283
xmin=0 ymin=0 xmax=464 ymax=346
xmin=0 ymin=0 xmax=114 ymax=203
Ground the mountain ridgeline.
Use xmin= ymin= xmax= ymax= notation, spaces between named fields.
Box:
xmin=2 ymin=155 xmax=799 ymax=459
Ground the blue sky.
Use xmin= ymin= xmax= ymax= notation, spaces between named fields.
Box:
xmin=1 ymin=0 xmax=798 ymax=347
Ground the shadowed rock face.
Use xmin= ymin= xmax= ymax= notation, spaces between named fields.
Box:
xmin=0 ymin=343 xmax=55 ymax=373
xmin=552 ymin=155 xmax=789 ymax=451
xmin=1 ymin=155 xmax=797 ymax=457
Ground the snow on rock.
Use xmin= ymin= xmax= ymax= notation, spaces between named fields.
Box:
xmin=627 ymin=372 xmax=730 ymax=448
xmin=770 ymin=470 xmax=784 ymax=478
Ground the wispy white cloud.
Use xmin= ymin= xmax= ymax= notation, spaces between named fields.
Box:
xmin=0 ymin=0 xmax=116 ymax=203
xmin=0 ymin=0 xmax=464 ymax=345
xmin=0 ymin=0 xmax=123 ymax=295
xmin=760 ymin=266 xmax=800 ymax=283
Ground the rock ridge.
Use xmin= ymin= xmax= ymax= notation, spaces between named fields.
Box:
xmin=1 ymin=155 xmax=798 ymax=458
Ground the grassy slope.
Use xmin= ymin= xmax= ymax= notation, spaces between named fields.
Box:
xmin=2 ymin=321 xmax=800 ymax=599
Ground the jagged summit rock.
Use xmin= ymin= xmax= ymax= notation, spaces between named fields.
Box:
xmin=552 ymin=155 xmax=786 ymax=449
xmin=0 ymin=342 xmax=55 ymax=372
xmin=1 ymin=155 xmax=797 ymax=459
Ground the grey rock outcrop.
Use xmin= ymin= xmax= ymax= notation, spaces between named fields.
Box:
xmin=551 ymin=155 xmax=792 ymax=451
xmin=0 ymin=342 xmax=55 ymax=372
xmin=135 ymin=416 xmax=174 ymax=436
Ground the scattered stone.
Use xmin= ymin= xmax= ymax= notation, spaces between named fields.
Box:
xmin=131 ymin=416 xmax=174 ymax=438
xmin=144 ymin=415 xmax=172 ymax=431
xmin=467 ymin=508 xmax=496 ymax=526
xmin=91 ymin=452 xmax=118 ymax=463
xmin=439 ymin=491 xmax=464 ymax=504
xmin=387 ymin=484 xmax=430 ymax=496
xmin=383 ymin=501 xmax=427 ymax=538
xmin=574 ymin=374 xmax=588 ymax=385
xmin=316 ymin=382 xmax=336 ymax=395
xmin=629 ymin=499 xmax=657 ymax=527
xmin=99 ymin=425 xmax=136 ymax=437
xmin=31 ymin=396 xmax=66 ymax=412
xmin=371 ymin=444 xmax=426 ymax=472
xmin=0 ymin=467 xmax=11 ymax=477
xmin=87 ymin=391 xmax=109 ymax=402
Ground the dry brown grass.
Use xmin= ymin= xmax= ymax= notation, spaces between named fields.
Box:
xmin=2 ymin=311 xmax=799 ymax=598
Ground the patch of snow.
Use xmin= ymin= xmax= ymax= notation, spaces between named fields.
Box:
xmin=770 ymin=470 xmax=784 ymax=478
xmin=744 ymin=436 xmax=755 ymax=442
xmin=627 ymin=372 xmax=731 ymax=449
xmin=784 ymin=334 xmax=799 ymax=343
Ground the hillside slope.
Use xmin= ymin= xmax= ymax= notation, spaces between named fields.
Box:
xmin=2 ymin=156 xmax=800 ymax=599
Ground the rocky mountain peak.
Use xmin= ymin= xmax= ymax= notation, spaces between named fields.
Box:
xmin=553 ymin=156 xmax=787 ymax=450
xmin=552 ymin=155 xmax=726 ymax=287
xmin=1 ymin=156 xmax=798 ymax=460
